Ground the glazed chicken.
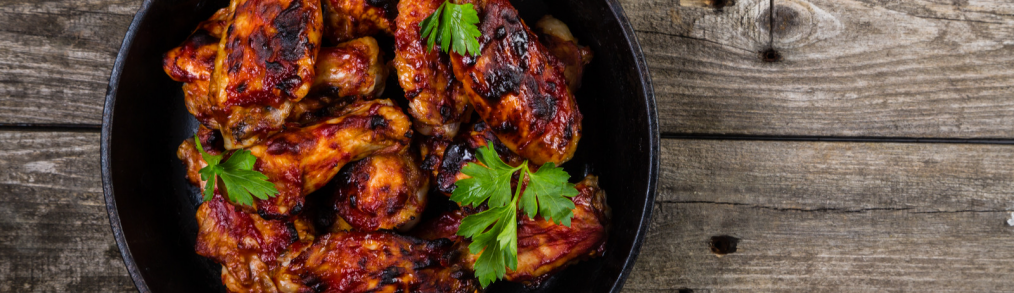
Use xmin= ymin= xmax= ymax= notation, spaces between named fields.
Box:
xmin=163 ymin=8 xmax=231 ymax=129
xmin=195 ymin=194 xmax=315 ymax=293
xmin=289 ymin=36 xmax=389 ymax=124
xmin=414 ymin=175 xmax=609 ymax=286
xmin=393 ymin=0 xmax=473 ymax=138
xmin=534 ymin=15 xmax=593 ymax=92
xmin=323 ymin=151 xmax=428 ymax=232
xmin=173 ymin=0 xmax=608 ymax=290
xmin=431 ymin=121 xmax=524 ymax=195
xmin=178 ymin=99 xmax=412 ymax=218
xmin=449 ymin=0 xmax=582 ymax=166
xmin=321 ymin=0 xmax=396 ymax=44
xmin=207 ymin=0 xmax=324 ymax=149
xmin=274 ymin=231 xmax=477 ymax=293
xmin=168 ymin=35 xmax=388 ymax=129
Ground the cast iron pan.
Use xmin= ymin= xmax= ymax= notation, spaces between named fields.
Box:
xmin=101 ymin=0 xmax=658 ymax=291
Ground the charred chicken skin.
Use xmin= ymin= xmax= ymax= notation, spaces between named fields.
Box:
xmin=434 ymin=121 xmax=524 ymax=195
xmin=327 ymin=151 xmax=428 ymax=232
xmin=393 ymin=0 xmax=473 ymax=138
xmin=208 ymin=0 xmax=324 ymax=149
xmin=163 ymin=8 xmax=231 ymax=129
xmin=534 ymin=15 xmax=593 ymax=92
xmin=449 ymin=0 xmax=582 ymax=166
xmin=321 ymin=0 xmax=396 ymax=44
xmin=195 ymin=194 xmax=315 ymax=293
xmin=290 ymin=36 xmax=389 ymax=124
xmin=178 ymin=99 xmax=412 ymax=218
xmin=168 ymin=35 xmax=388 ymax=129
xmin=274 ymin=231 xmax=477 ymax=293
xmin=414 ymin=175 xmax=609 ymax=286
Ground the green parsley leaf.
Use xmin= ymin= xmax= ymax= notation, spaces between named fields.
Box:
xmin=452 ymin=142 xmax=579 ymax=288
xmin=193 ymin=134 xmax=279 ymax=206
xmin=419 ymin=0 xmax=482 ymax=56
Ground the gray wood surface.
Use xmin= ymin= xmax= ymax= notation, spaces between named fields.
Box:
xmin=0 ymin=131 xmax=134 ymax=292
xmin=625 ymin=0 xmax=1014 ymax=137
xmin=5 ymin=0 xmax=1014 ymax=292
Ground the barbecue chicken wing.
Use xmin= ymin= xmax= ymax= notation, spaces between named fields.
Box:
xmin=290 ymin=37 xmax=389 ymax=124
xmin=178 ymin=99 xmax=412 ymax=218
xmin=322 ymin=151 xmax=428 ymax=232
xmin=208 ymin=0 xmax=323 ymax=149
xmin=195 ymin=194 xmax=315 ymax=293
xmin=274 ymin=231 xmax=477 ymax=293
xmin=534 ymin=15 xmax=593 ymax=92
xmin=507 ymin=175 xmax=609 ymax=285
xmin=321 ymin=0 xmax=396 ymax=44
xmin=413 ymin=175 xmax=609 ymax=286
xmin=434 ymin=121 xmax=523 ymax=195
xmin=393 ymin=0 xmax=473 ymax=138
xmin=449 ymin=0 xmax=582 ymax=165
xmin=163 ymin=8 xmax=231 ymax=129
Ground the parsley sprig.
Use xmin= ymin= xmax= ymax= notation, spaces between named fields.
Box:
xmin=451 ymin=143 xmax=579 ymax=287
xmin=194 ymin=135 xmax=278 ymax=206
xmin=419 ymin=0 xmax=482 ymax=56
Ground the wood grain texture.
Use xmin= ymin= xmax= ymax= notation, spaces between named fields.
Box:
xmin=0 ymin=131 xmax=134 ymax=292
xmin=0 ymin=0 xmax=141 ymax=124
xmin=623 ymin=139 xmax=1014 ymax=292
xmin=622 ymin=0 xmax=1014 ymax=137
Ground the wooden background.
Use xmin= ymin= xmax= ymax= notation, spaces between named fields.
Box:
xmin=4 ymin=0 xmax=1014 ymax=291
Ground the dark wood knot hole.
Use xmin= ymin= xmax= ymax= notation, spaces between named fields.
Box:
xmin=760 ymin=49 xmax=781 ymax=62
xmin=710 ymin=235 xmax=740 ymax=255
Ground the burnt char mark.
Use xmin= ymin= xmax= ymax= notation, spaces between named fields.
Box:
xmin=530 ymin=94 xmax=556 ymax=121
xmin=301 ymin=275 xmax=327 ymax=293
xmin=285 ymin=222 xmax=299 ymax=244
xmin=481 ymin=64 xmax=522 ymax=102
xmin=380 ymin=266 xmax=404 ymax=285
xmin=494 ymin=26 xmax=506 ymax=39
xmin=266 ymin=137 xmax=304 ymax=155
xmin=436 ymin=143 xmax=475 ymax=194
xmin=266 ymin=61 xmax=284 ymax=73
xmin=250 ymin=30 xmax=272 ymax=60
xmin=420 ymin=154 xmax=439 ymax=172
xmin=290 ymin=202 xmax=303 ymax=215
xmin=275 ymin=76 xmax=303 ymax=93
xmin=274 ymin=0 xmax=308 ymax=62
xmin=439 ymin=105 xmax=452 ymax=121
xmin=508 ymin=26 xmax=528 ymax=57
xmin=370 ymin=115 xmax=388 ymax=129
xmin=492 ymin=121 xmax=518 ymax=134
xmin=189 ymin=29 xmax=220 ymax=48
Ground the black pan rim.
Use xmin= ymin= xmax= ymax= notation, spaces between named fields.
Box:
xmin=100 ymin=0 xmax=659 ymax=292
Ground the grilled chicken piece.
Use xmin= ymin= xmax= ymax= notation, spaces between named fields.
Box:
xmin=290 ymin=37 xmax=389 ymax=124
xmin=321 ymin=0 xmax=396 ymax=44
xmin=434 ymin=121 xmax=523 ymax=195
xmin=393 ymin=0 xmax=472 ymax=138
xmin=178 ymin=99 xmax=412 ymax=218
xmin=449 ymin=0 xmax=582 ymax=165
xmin=413 ymin=175 xmax=609 ymax=286
xmin=506 ymin=175 xmax=609 ymax=285
xmin=168 ymin=35 xmax=387 ymax=129
xmin=274 ymin=231 xmax=476 ymax=293
xmin=418 ymin=136 xmax=451 ymax=182
xmin=163 ymin=8 xmax=231 ymax=129
xmin=208 ymin=0 xmax=323 ymax=149
xmin=534 ymin=15 xmax=593 ymax=92
xmin=324 ymin=151 xmax=428 ymax=232
xmin=195 ymin=194 xmax=314 ymax=293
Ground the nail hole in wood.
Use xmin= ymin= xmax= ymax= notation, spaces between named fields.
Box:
xmin=760 ymin=49 xmax=781 ymax=62
xmin=710 ymin=235 xmax=739 ymax=256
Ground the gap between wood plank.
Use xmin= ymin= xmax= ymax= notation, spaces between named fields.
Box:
xmin=661 ymin=133 xmax=1014 ymax=145
xmin=0 ymin=123 xmax=101 ymax=132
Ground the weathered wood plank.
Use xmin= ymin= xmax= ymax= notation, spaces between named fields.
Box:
xmin=622 ymin=0 xmax=1014 ymax=137
xmin=660 ymin=139 xmax=1014 ymax=212
xmin=0 ymin=131 xmax=134 ymax=292
xmin=0 ymin=0 xmax=141 ymax=124
xmin=624 ymin=139 xmax=1014 ymax=291
xmin=624 ymin=203 xmax=1014 ymax=292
